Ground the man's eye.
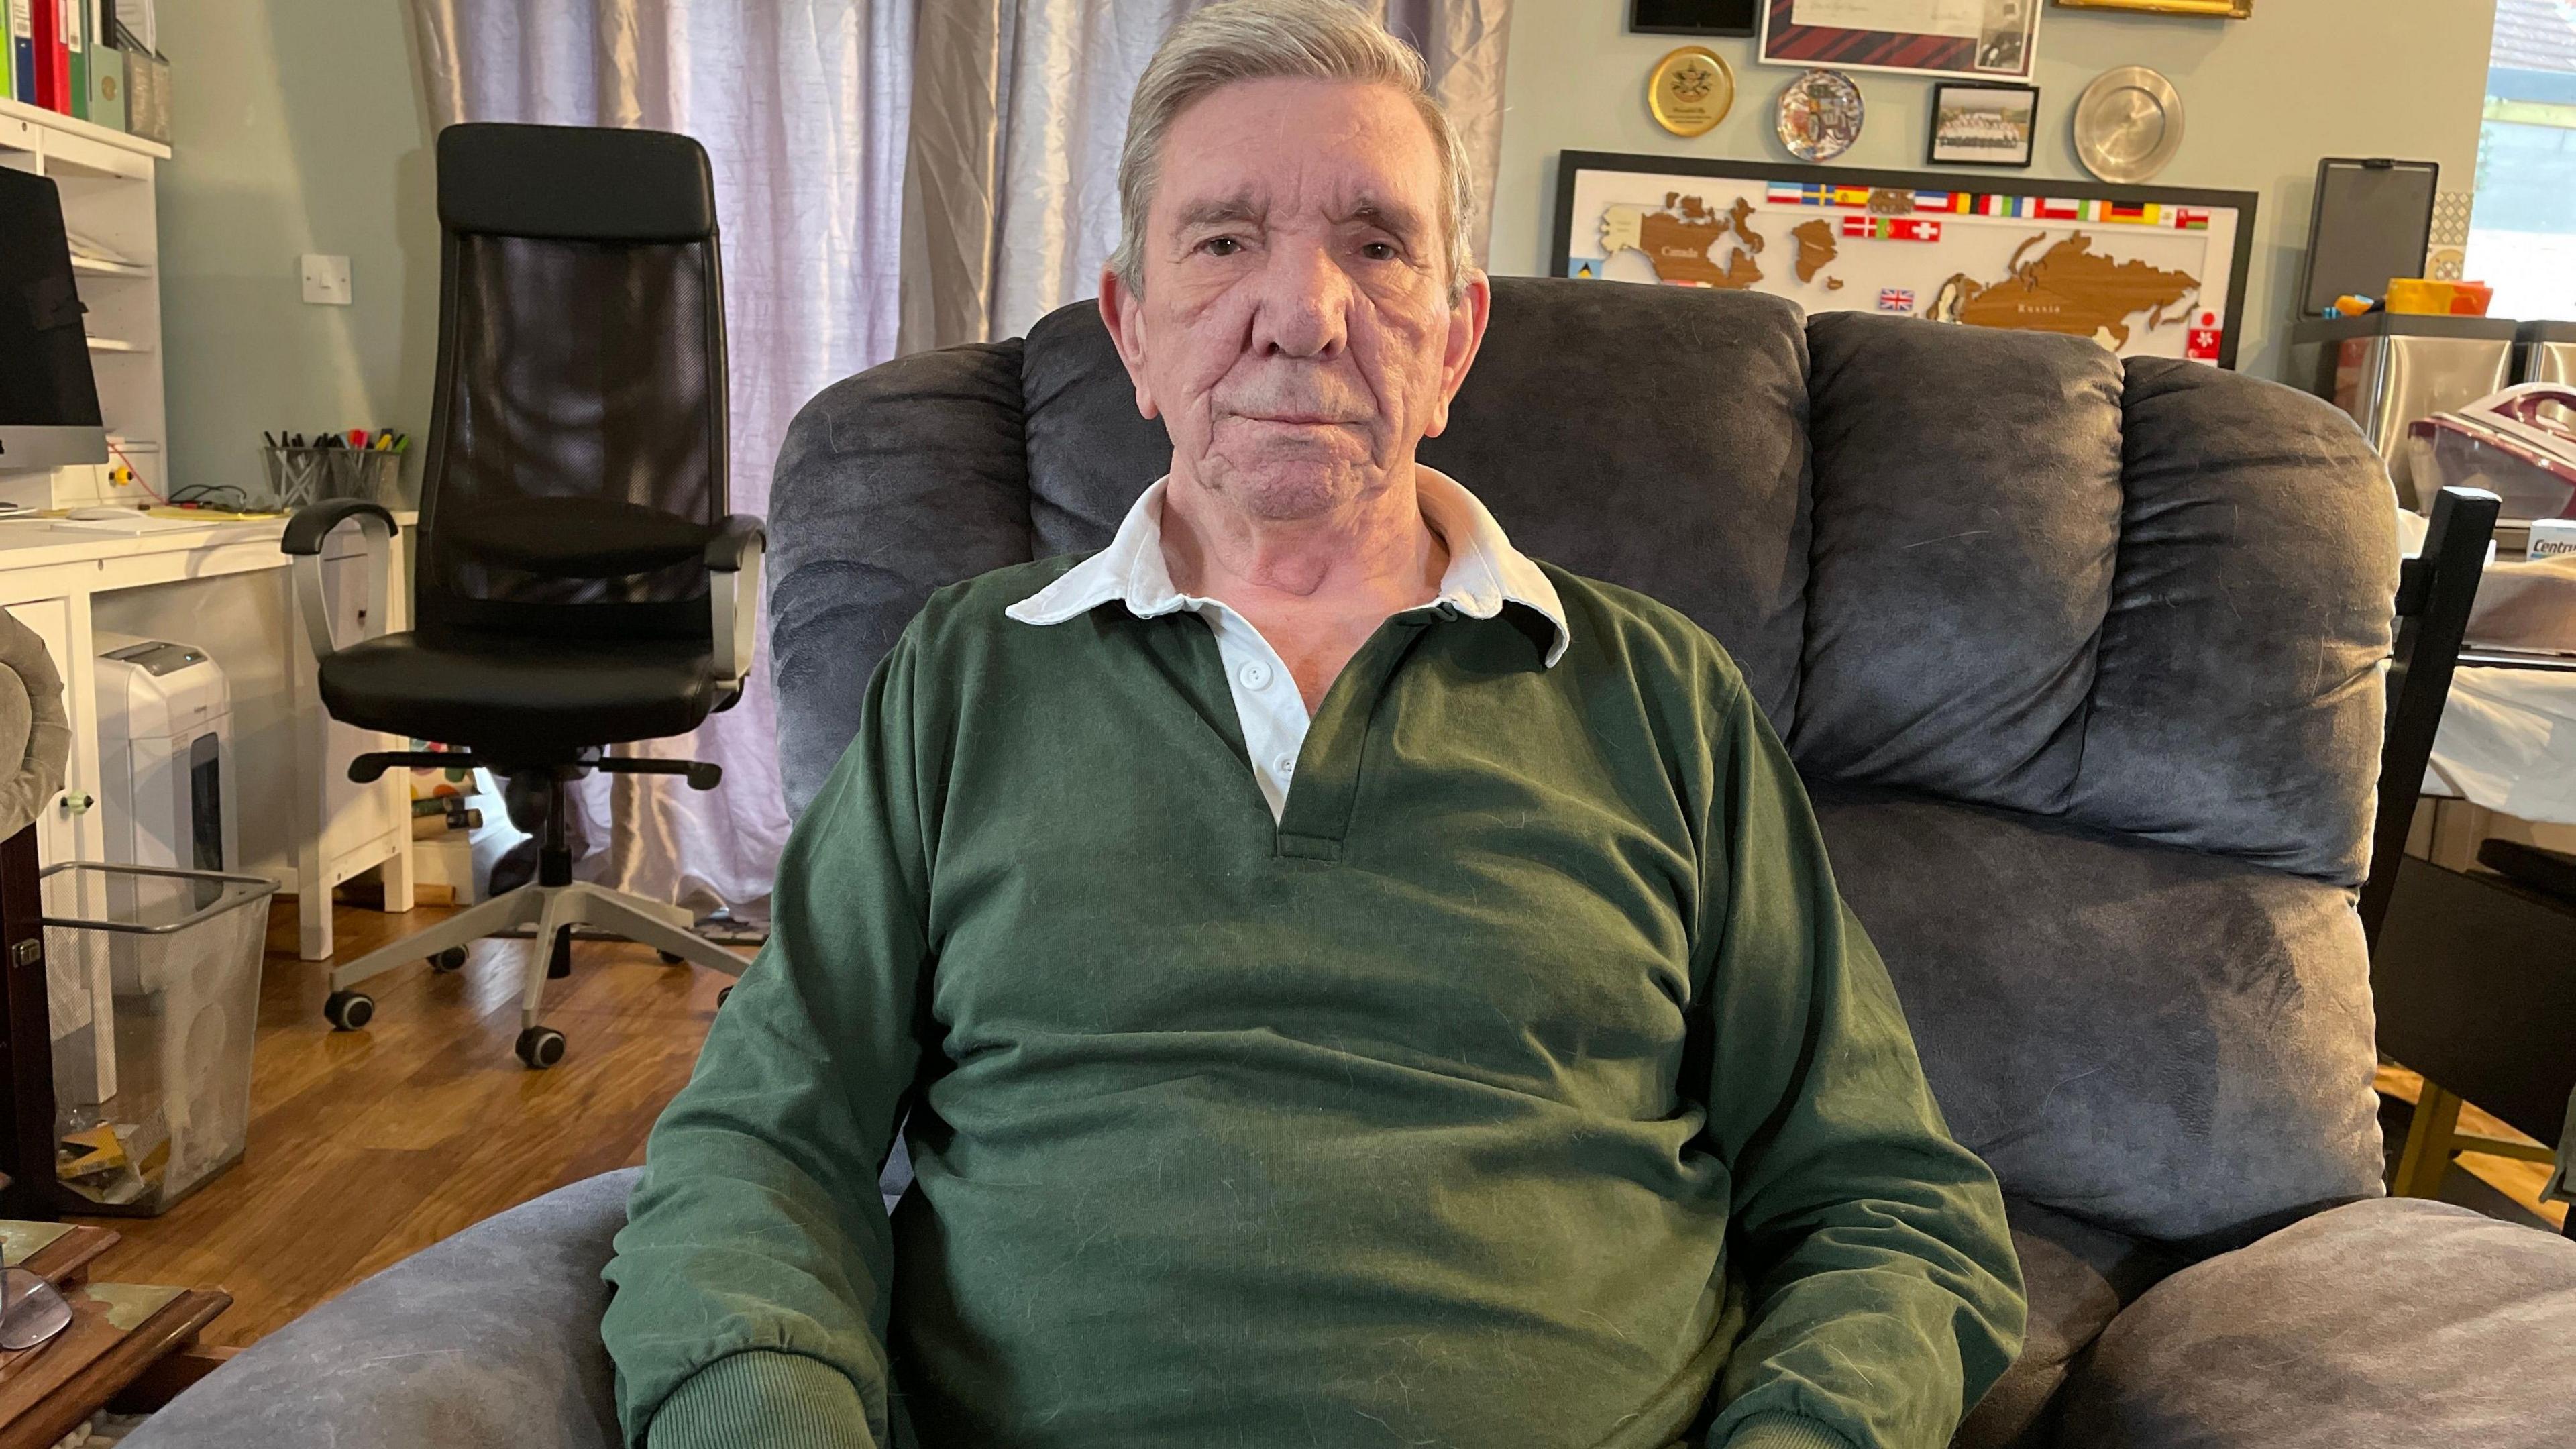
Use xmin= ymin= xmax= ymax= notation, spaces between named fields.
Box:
xmin=1360 ymin=241 xmax=1399 ymax=261
xmin=1201 ymin=237 xmax=1242 ymax=256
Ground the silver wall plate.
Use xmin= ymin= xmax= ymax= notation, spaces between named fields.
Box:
xmin=1777 ymin=69 xmax=1865 ymax=163
xmin=2074 ymin=66 xmax=2184 ymax=184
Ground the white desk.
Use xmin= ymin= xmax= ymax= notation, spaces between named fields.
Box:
xmin=0 ymin=513 xmax=415 ymax=963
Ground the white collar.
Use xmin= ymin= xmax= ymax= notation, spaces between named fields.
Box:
xmin=1003 ymin=466 xmax=1570 ymax=667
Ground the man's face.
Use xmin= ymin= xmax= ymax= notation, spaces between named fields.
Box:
xmin=1103 ymin=77 xmax=1489 ymax=521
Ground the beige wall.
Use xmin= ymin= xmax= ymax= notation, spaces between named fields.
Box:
xmin=147 ymin=1 xmax=2502 ymax=455
xmin=1489 ymin=1 xmax=2500 ymax=378
xmin=157 ymin=0 xmax=438 ymax=502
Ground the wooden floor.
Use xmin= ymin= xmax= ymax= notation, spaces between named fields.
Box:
xmin=72 ymin=898 xmax=735 ymax=1346
xmin=2377 ymin=1064 xmax=2569 ymax=1230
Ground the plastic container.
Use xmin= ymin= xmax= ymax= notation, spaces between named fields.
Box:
xmin=42 ymin=863 xmax=278 ymax=1216
xmin=2385 ymin=278 xmax=2496 ymax=317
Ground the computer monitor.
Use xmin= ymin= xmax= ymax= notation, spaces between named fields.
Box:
xmin=0 ymin=168 xmax=107 ymax=473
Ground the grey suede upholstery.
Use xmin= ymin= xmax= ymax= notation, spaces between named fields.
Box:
xmin=126 ymin=1170 xmax=634 ymax=1448
xmin=123 ymin=280 xmax=2576 ymax=1448
xmin=2060 ymin=1198 xmax=2576 ymax=1448
xmin=1813 ymin=784 xmax=2384 ymax=1244
xmin=1794 ymin=315 xmax=2125 ymax=817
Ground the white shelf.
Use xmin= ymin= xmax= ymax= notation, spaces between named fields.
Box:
xmin=0 ymin=94 xmax=169 ymax=161
xmin=0 ymin=89 xmax=167 ymax=518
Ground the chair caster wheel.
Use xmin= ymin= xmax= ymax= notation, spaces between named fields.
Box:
xmin=429 ymin=947 xmax=468 ymax=973
xmin=716 ymin=986 xmax=732 ymax=1008
xmin=324 ymin=991 xmax=374 ymax=1031
xmin=659 ymin=950 xmax=685 ymax=965
xmin=515 ymin=1026 xmax=566 ymax=1070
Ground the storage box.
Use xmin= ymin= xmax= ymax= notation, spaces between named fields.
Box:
xmin=87 ymin=44 xmax=123 ymax=133
xmin=44 ymin=862 xmax=277 ymax=1216
xmin=119 ymin=44 xmax=169 ymax=146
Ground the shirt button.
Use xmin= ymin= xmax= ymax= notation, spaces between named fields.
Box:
xmin=1272 ymin=752 xmax=1298 ymax=777
xmin=1238 ymin=661 xmax=1273 ymax=690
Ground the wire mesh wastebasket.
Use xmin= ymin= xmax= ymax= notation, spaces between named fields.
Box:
xmin=42 ymin=863 xmax=279 ymax=1216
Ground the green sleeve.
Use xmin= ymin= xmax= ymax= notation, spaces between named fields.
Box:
xmin=601 ymin=633 xmax=934 ymax=1449
xmin=1693 ymin=673 xmax=2026 ymax=1449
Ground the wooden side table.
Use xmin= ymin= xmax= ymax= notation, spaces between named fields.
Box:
xmin=0 ymin=1220 xmax=232 ymax=1448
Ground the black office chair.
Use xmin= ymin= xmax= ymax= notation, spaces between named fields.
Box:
xmin=283 ymin=123 xmax=762 ymax=1069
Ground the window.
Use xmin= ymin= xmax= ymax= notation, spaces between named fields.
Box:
xmin=2471 ymin=0 xmax=2576 ymax=320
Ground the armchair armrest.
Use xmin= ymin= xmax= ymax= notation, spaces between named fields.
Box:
xmin=120 ymin=1169 xmax=633 ymax=1449
xmin=282 ymin=501 xmax=400 ymax=662
xmin=2059 ymin=1197 xmax=2576 ymax=1448
xmin=706 ymin=513 xmax=765 ymax=687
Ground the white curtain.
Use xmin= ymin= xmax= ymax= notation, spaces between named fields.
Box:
xmin=407 ymin=0 xmax=914 ymax=912
xmin=899 ymin=0 xmax=1512 ymax=352
xmin=409 ymin=0 xmax=1507 ymax=908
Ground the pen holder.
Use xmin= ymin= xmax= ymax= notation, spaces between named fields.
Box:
xmin=257 ymin=448 xmax=407 ymax=513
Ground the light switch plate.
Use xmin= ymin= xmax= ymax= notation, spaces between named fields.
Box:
xmin=300 ymin=254 xmax=352 ymax=305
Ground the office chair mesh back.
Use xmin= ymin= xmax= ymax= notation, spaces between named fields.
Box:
xmin=418 ymin=124 xmax=727 ymax=645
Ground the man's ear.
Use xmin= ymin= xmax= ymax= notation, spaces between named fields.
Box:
xmin=1098 ymin=268 xmax=1160 ymax=421
xmin=1422 ymin=268 xmax=1491 ymax=440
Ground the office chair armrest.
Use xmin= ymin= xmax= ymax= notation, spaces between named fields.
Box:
xmin=282 ymin=501 xmax=401 ymax=662
xmin=281 ymin=500 xmax=399 ymax=557
xmin=707 ymin=515 xmax=765 ymax=685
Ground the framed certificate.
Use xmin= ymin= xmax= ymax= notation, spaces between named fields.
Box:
xmin=1760 ymin=0 xmax=2041 ymax=82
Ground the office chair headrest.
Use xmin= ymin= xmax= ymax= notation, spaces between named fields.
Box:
xmin=437 ymin=123 xmax=718 ymax=244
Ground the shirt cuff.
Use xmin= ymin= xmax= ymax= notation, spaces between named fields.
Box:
xmin=647 ymin=1350 xmax=876 ymax=1449
xmin=1720 ymin=1412 xmax=1856 ymax=1449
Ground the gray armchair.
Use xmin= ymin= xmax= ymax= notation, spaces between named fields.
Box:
xmin=127 ymin=280 xmax=2576 ymax=1449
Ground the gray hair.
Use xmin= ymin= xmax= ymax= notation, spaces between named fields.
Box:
xmin=1109 ymin=0 xmax=1476 ymax=305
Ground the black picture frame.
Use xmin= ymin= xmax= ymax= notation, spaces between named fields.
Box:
xmin=1629 ymin=0 xmax=1758 ymax=38
xmin=1927 ymin=81 xmax=2039 ymax=170
xmin=1550 ymin=150 xmax=2259 ymax=370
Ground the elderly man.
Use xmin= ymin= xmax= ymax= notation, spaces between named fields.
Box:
xmin=603 ymin=3 xmax=2023 ymax=1446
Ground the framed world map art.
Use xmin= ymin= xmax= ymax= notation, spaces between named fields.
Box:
xmin=1552 ymin=150 xmax=2257 ymax=367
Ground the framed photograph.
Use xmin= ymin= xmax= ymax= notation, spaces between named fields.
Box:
xmin=1929 ymin=82 xmax=2037 ymax=168
xmin=2055 ymin=0 xmax=2249 ymax=16
xmin=1760 ymin=0 xmax=2040 ymax=82
xmin=1631 ymin=0 xmax=1759 ymax=36
xmin=1552 ymin=149 xmax=2256 ymax=368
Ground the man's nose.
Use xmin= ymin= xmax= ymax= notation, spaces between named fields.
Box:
xmin=1246 ymin=238 xmax=1351 ymax=360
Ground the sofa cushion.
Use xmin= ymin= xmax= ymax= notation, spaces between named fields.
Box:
xmin=1792 ymin=313 xmax=2125 ymax=815
xmin=2065 ymin=358 xmax=2397 ymax=886
xmin=2058 ymin=1198 xmax=2576 ymax=1449
xmin=770 ymin=339 xmax=1032 ymax=814
xmin=1954 ymin=1199 xmax=2182 ymax=1449
xmin=1811 ymin=782 xmax=2384 ymax=1244
xmin=1021 ymin=302 xmax=1170 ymax=557
xmin=1425 ymin=280 xmax=1813 ymax=729
xmin=1016 ymin=278 xmax=1819 ymax=730
xmin=123 ymin=1170 xmax=636 ymax=1449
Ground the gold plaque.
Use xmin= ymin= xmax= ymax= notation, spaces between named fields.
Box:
xmin=2055 ymin=0 xmax=2251 ymax=15
xmin=1648 ymin=46 xmax=1735 ymax=139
